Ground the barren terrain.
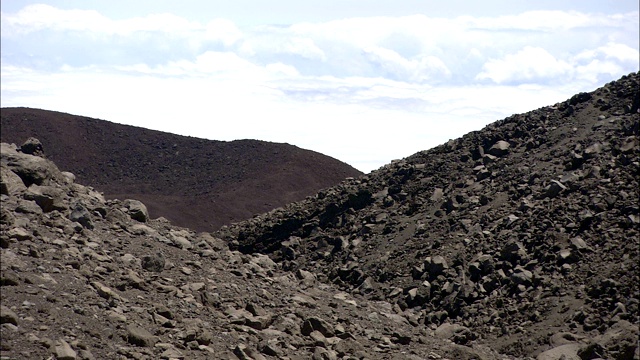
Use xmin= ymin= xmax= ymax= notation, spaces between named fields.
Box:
xmin=1 ymin=72 xmax=638 ymax=359
xmin=0 ymin=108 xmax=362 ymax=232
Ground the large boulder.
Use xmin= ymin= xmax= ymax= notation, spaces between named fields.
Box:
xmin=0 ymin=142 xmax=65 ymax=187
xmin=124 ymin=199 xmax=150 ymax=222
xmin=0 ymin=165 xmax=27 ymax=196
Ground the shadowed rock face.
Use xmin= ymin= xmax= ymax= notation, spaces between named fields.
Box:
xmin=216 ymin=72 xmax=639 ymax=358
xmin=0 ymin=108 xmax=363 ymax=232
xmin=0 ymin=73 xmax=638 ymax=360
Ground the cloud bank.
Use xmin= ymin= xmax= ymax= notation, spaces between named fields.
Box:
xmin=1 ymin=4 xmax=638 ymax=172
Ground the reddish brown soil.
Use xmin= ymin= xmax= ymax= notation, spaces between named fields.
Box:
xmin=0 ymin=108 xmax=362 ymax=232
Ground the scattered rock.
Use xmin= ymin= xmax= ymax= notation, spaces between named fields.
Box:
xmin=141 ymin=252 xmax=165 ymax=272
xmin=54 ymin=339 xmax=77 ymax=360
xmin=0 ymin=305 xmax=19 ymax=326
xmin=124 ymin=199 xmax=149 ymax=222
xmin=126 ymin=325 xmax=157 ymax=347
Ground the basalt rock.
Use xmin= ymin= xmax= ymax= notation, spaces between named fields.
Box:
xmin=0 ymin=140 xmax=504 ymax=359
xmin=218 ymin=72 xmax=639 ymax=358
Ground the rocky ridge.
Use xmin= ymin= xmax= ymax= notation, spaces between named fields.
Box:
xmin=1 ymin=73 xmax=638 ymax=360
xmin=1 ymin=140 xmax=505 ymax=359
xmin=216 ymin=72 xmax=640 ymax=359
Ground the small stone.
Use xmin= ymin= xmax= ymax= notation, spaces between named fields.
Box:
xmin=537 ymin=343 xmax=582 ymax=360
xmin=126 ymin=325 xmax=156 ymax=347
xmin=172 ymin=236 xmax=192 ymax=250
xmin=0 ymin=305 xmax=19 ymax=326
xmin=69 ymin=203 xmax=94 ymax=229
xmin=141 ymin=252 xmax=165 ymax=272
xmin=245 ymin=315 xmax=273 ymax=330
xmin=488 ymin=140 xmax=510 ymax=157
xmin=123 ymin=199 xmax=149 ymax=222
xmin=20 ymin=138 xmax=44 ymax=156
xmin=545 ymin=180 xmax=567 ymax=198
xmin=160 ymin=347 xmax=184 ymax=359
xmin=55 ymin=339 xmax=77 ymax=360
xmin=301 ymin=317 xmax=335 ymax=338
xmin=511 ymin=267 xmax=533 ymax=286
xmin=7 ymin=227 xmax=31 ymax=241
xmin=434 ymin=322 xmax=476 ymax=345
xmin=425 ymin=256 xmax=448 ymax=277
xmin=569 ymin=237 xmax=589 ymax=251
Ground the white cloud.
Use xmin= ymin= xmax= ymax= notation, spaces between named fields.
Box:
xmin=362 ymin=46 xmax=451 ymax=83
xmin=575 ymin=42 xmax=639 ymax=64
xmin=242 ymin=35 xmax=326 ymax=60
xmin=1 ymin=5 xmax=638 ymax=172
xmin=476 ymin=46 xmax=574 ymax=84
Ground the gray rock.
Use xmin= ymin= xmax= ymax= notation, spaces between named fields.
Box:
xmin=0 ymin=166 xmax=27 ymax=196
xmin=0 ymin=142 xmax=65 ymax=186
xmin=20 ymin=138 xmax=44 ymax=156
xmin=126 ymin=324 xmax=156 ymax=347
xmin=500 ymin=241 xmax=528 ymax=264
xmin=301 ymin=316 xmax=335 ymax=338
xmin=245 ymin=315 xmax=273 ymax=330
xmin=434 ymin=322 xmax=476 ymax=345
xmin=69 ymin=203 xmax=94 ymax=229
xmin=544 ymin=180 xmax=567 ymax=198
xmin=569 ymin=236 xmax=589 ymax=251
xmin=333 ymin=338 xmax=366 ymax=357
xmin=0 ymin=305 xmax=19 ymax=326
xmin=537 ymin=343 xmax=582 ymax=360
xmin=488 ymin=140 xmax=510 ymax=157
xmin=425 ymin=256 xmax=449 ymax=277
xmin=234 ymin=344 xmax=267 ymax=360
xmin=510 ymin=267 xmax=533 ymax=286
xmin=171 ymin=236 xmax=193 ymax=250
xmin=61 ymin=171 xmax=76 ymax=184
xmin=54 ymin=339 xmax=77 ymax=360
xmin=123 ymin=199 xmax=149 ymax=222
xmin=313 ymin=346 xmax=337 ymax=360
xmin=23 ymin=185 xmax=67 ymax=212
xmin=141 ymin=252 xmax=165 ymax=272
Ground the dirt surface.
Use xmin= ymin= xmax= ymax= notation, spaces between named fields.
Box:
xmin=1 ymin=72 xmax=638 ymax=360
xmin=0 ymin=108 xmax=362 ymax=232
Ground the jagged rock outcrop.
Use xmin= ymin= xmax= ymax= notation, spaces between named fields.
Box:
xmin=217 ymin=72 xmax=640 ymax=358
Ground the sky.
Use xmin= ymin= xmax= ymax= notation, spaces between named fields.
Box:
xmin=1 ymin=1 xmax=638 ymax=173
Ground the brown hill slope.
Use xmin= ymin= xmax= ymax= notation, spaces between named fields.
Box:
xmin=1 ymin=140 xmax=505 ymax=359
xmin=216 ymin=72 xmax=640 ymax=358
xmin=0 ymin=108 xmax=362 ymax=232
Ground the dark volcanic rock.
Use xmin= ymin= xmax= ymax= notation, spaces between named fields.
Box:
xmin=1 ymin=136 xmax=503 ymax=359
xmin=2 ymin=72 xmax=638 ymax=360
xmin=217 ymin=72 xmax=640 ymax=359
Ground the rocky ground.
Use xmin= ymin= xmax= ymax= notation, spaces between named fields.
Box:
xmin=0 ymin=107 xmax=362 ymax=232
xmin=216 ymin=72 xmax=640 ymax=359
xmin=1 ymin=72 xmax=638 ymax=360
xmin=1 ymin=139 xmax=504 ymax=360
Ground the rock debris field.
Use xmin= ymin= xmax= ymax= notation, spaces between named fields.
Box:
xmin=1 ymin=72 xmax=639 ymax=359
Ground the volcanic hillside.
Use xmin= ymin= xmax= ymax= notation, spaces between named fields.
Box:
xmin=216 ymin=72 xmax=640 ymax=358
xmin=1 ymin=74 xmax=638 ymax=360
xmin=2 ymin=130 xmax=509 ymax=359
xmin=0 ymin=108 xmax=362 ymax=232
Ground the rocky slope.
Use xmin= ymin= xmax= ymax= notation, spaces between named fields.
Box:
xmin=216 ymin=72 xmax=640 ymax=359
xmin=1 ymin=73 xmax=638 ymax=360
xmin=1 ymin=141 xmax=503 ymax=359
xmin=0 ymin=108 xmax=362 ymax=232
